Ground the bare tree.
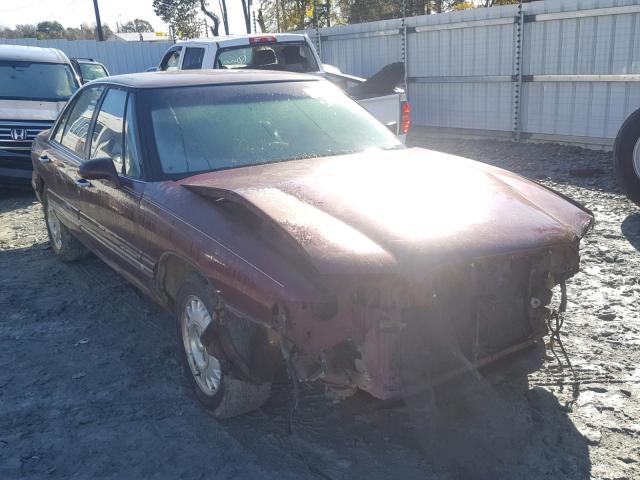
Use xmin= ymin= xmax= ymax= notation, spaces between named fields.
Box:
xmin=199 ymin=0 xmax=221 ymax=35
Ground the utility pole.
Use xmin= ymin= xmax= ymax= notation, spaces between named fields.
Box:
xmin=92 ymin=0 xmax=104 ymax=41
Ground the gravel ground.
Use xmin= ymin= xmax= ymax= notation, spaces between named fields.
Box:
xmin=1 ymin=137 xmax=639 ymax=480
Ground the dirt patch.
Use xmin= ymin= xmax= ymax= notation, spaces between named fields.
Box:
xmin=1 ymin=138 xmax=639 ymax=479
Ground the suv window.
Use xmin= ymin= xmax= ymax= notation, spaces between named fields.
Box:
xmin=78 ymin=62 xmax=108 ymax=81
xmin=160 ymin=47 xmax=182 ymax=71
xmin=90 ymin=88 xmax=127 ymax=173
xmin=182 ymin=47 xmax=205 ymax=70
xmin=215 ymin=42 xmax=318 ymax=73
xmin=59 ymin=85 xmax=104 ymax=157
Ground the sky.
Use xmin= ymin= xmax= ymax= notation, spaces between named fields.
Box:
xmin=0 ymin=0 xmax=249 ymax=34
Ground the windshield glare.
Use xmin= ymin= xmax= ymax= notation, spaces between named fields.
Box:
xmin=0 ymin=61 xmax=78 ymax=101
xmin=144 ymin=81 xmax=402 ymax=177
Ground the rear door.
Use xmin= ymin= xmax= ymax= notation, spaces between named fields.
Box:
xmin=44 ymin=85 xmax=104 ymax=234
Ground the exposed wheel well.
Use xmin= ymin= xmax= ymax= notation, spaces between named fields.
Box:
xmin=156 ymin=253 xmax=203 ymax=308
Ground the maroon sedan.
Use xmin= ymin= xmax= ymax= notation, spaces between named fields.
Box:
xmin=32 ymin=70 xmax=593 ymax=418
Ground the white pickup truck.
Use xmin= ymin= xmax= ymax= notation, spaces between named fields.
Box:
xmin=156 ymin=33 xmax=410 ymax=142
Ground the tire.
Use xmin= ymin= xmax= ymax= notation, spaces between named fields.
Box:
xmin=43 ymin=190 xmax=90 ymax=262
xmin=613 ymin=107 xmax=640 ymax=206
xmin=175 ymin=275 xmax=272 ymax=418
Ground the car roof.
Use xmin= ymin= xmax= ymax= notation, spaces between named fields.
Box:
xmin=178 ymin=33 xmax=307 ymax=45
xmin=95 ymin=69 xmax=319 ymax=89
xmin=0 ymin=44 xmax=71 ymax=64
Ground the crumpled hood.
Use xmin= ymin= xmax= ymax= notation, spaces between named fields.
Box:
xmin=181 ymin=148 xmax=593 ymax=275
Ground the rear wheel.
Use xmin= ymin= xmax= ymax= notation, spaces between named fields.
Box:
xmin=175 ymin=275 xmax=272 ymax=418
xmin=43 ymin=190 xmax=89 ymax=262
xmin=614 ymin=107 xmax=640 ymax=206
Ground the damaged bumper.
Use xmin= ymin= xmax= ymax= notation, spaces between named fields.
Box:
xmin=287 ymin=242 xmax=583 ymax=400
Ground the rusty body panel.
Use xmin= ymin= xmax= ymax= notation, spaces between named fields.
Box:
xmin=31 ymin=73 xmax=593 ymax=402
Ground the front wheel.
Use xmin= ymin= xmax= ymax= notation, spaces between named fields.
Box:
xmin=175 ymin=275 xmax=272 ymax=418
xmin=614 ymin=107 xmax=640 ymax=206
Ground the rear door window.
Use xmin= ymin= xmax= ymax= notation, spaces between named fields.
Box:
xmin=59 ymin=85 xmax=104 ymax=157
xmin=182 ymin=47 xmax=205 ymax=70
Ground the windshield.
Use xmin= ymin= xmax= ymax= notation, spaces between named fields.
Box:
xmin=0 ymin=61 xmax=78 ymax=101
xmin=142 ymin=81 xmax=401 ymax=177
xmin=216 ymin=42 xmax=318 ymax=73
xmin=79 ymin=62 xmax=108 ymax=81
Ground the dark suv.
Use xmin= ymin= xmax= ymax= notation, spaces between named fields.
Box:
xmin=70 ymin=57 xmax=109 ymax=84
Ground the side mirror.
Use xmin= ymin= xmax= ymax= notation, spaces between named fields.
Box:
xmin=79 ymin=157 xmax=120 ymax=186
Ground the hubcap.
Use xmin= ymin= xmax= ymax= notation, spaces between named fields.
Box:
xmin=181 ymin=295 xmax=221 ymax=396
xmin=633 ymin=137 xmax=640 ymax=179
xmin=46 ymin=202 xmax=63 ymax=251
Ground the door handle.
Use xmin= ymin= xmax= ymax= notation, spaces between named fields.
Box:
xmin=75 ymin=178 xmax=93 ymax=188
xmin=39 ymin=154 xmax=51 ymax=163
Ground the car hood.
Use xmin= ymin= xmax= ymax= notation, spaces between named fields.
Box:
xmin=180 ymin=148 xmax=593 ymax=275
xmin=0 ymin=99 xmax=66 ymax=121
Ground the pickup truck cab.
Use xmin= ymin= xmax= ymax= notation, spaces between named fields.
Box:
xmin=0 ymin=45 xmax=80 ymax=185
xmin=157 ymin=34 xmax=409 ymax=141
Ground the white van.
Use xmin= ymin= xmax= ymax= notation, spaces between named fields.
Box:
xmin=0 ymin=45 xmax=80 ymax=185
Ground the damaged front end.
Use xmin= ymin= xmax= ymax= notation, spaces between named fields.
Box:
xmin=285 ymin=242 xmax=584 ymax=401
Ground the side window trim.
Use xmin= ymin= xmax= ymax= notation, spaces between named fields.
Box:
xmin=83 ymin=86 xmax=109 ymax=160
xmin=122 ymin=92 xmax=144 ymax=180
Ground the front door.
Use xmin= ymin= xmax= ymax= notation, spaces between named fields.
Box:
xmin=78 ymin=87 xmax=153 ymax=289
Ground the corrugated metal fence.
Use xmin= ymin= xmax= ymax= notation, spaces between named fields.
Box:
xmin=306 ymin=0 xmax=640 ymax=146
xmin=0 ymin=38 xmax=173 ymax=75
xmin=2 ymin=0 xmax=639 ymax=146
